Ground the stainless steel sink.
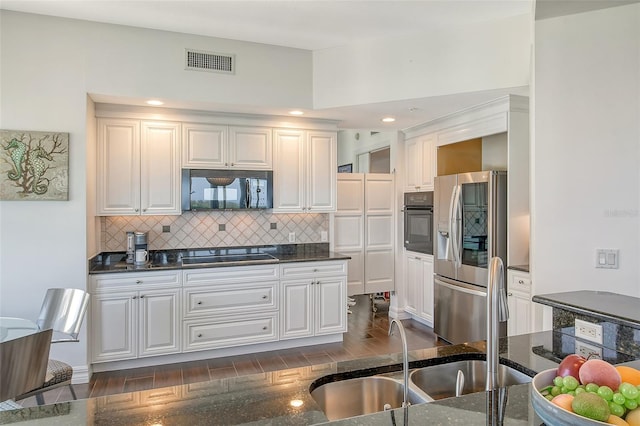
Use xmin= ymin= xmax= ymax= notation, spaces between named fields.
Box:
xmin=409 ymin=359 xmax=532 ymax=400
xmin=310 ymin=376 xmax=428 ymax=421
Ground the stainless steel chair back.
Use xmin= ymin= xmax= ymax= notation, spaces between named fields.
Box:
xmin=36 ymin=288 xmax=90 ymax=342
xmin=0 ymin=329 xmax=52 ymax=401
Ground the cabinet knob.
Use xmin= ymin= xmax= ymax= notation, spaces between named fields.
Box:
xmin=518 ymin=280 xmax=525 ymax=284
xmin=313 ymin=269 xmax=318 ymax=272
xmin=132 ymin=296 xmax=138 ymax=300
xmin=197 ymin=301 xmax=203 ymax=305
xmin=231 ymin=162 xmax=234 ymax=166
xmin=415 ymin=186 xmax=420 ymax=190
xmin=197 ymin=333 xmax=203 ymax=338
xmin=140 ymin=295 xmax=145 ymax=298
xmin=262 ymin=326 xmax=268 ymax=330
xmin=225 ymin=162 xmax=228 ymax=166
xmin=134 ymin=208 xmax=139 ymax=212
xmin=261 ymin=295 xmax=268 ymax=299
xmin=142 ymin=209 xmax=147 ymax=212
xmin=508 ymin=292 xmax=513 ymax=296
xmin=136 ymin=280 xmax=142 ymax=284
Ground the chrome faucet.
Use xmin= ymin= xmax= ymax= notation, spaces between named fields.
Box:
xmin=486 ymin=257 xmax=509 ymax=391
xmin=388 ymin=318 xmax=410 ymax=408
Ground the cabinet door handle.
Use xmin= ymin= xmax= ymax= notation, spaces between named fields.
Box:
xmin=134 ymin=208 xmax=139 ymax=212
xmin=140 ymin=295 xmax=145 ymax=298
xmin=518 ymin=280 xmax=525 ymax=284
xmin=197 ymin=333 xmax=203 ymax=338
xmin=231 ymin=162 xmax=234 ymax=166
xmin=508 ymin=292 xmax=513 ymax=296
xmin=261 ymin=295 xmax=268 ymax=299
xmin=142 ymin=209 xmax=147 ymax=212
xmin=132 ymin=296 xmax=138 ymax=300
xmin=225 ymin=162 xmax=228 ymax=166
xmin=262 ymin=326 xmax=268 ymax=330
xmin=197 ymin=301 xmax=203 ymax=305
xmin=136 ymin=280 xmax=142 ymax=284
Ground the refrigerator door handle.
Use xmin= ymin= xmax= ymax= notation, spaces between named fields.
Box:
xmin=447 ymin=185 xmax=456 ymax=262
xmin=451 ymin=184 xmax=462 ymax=267
xmin=435 ymin=278 xmax=486 ymax=298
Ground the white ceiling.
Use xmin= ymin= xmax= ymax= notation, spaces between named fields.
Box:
xmin=0 ymin=0 xmax=548 ymax=129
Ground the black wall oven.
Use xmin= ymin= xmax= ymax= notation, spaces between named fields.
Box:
xmin=403 ymin=191 xmax=434 ymax=254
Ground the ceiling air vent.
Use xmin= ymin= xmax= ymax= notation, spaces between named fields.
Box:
xmin=185 ymin=49 xmax=235 ymax=74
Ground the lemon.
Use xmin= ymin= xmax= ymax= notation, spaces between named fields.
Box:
xmin=571 ymin=392 xmax=610 ymax=422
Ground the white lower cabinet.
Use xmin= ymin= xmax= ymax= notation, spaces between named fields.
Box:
xmin=90 ymin=260 xmax=347 ymax=366
xmin=91 ymin=286 xmax=181 ymax=362
xmin=280 ymin=262 xmax=347 ymax=339
xmin=507 ymin=270 xmax=532 ymax=336
xmin=404 ymin=252 xmax=434 ymax=325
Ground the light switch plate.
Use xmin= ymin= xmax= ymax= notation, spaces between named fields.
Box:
xmin=595 ymin=249 xmax=619 ymax=269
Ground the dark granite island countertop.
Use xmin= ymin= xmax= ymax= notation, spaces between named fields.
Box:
xmin=532 ymin=290 xmax=640 ymax=330
xmin=2 ymin=331 xmax=638 ymax=425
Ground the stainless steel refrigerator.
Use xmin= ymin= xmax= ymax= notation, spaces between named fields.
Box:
xmin=433 ymin=170 xmax=507 ymax=344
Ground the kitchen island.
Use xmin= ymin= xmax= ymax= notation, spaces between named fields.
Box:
xmin=2 ymin=330 xmax=639 ymax=425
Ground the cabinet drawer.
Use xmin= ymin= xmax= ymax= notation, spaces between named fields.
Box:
xmin=91 ymin=271 xmax=181 ymax=292
xmin=183 ymin=313 xmax=278 ymax=351
xmin=182 ymin=265 xmax=279 ymax=286
xmin=183 ymin=282 xmax=278 ymax=317
xmin=280 ymin=261 xmax=347 ymax=278
xmin=508 ymin=272 xmax=531 ymax=293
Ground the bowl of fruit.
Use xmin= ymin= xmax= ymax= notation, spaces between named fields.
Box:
xmin=531 ymin=354 xmax=640 ymax=425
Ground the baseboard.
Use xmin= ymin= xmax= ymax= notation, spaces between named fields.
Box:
xmin=388 ymin=305 xmax=411 ymax=320
xmin=72 ymin=365 xmax=90 ymax=384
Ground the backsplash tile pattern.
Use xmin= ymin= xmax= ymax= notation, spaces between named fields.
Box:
xmin=102 ymin=212 xmax=328 ymax=252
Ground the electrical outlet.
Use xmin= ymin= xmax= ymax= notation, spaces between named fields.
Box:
xmin=575 ymin=319 xmax=603 ymax=345
xmin=320 ymin=231 xmax=328 ymax=242
xmin=575 ymin=340 xmax=602 ymax=360
xmin=288 ymin=232 xmax=296 ymax=243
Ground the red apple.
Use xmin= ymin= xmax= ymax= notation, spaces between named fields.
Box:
xmin=557 ymin=354 xmax=587 ymax=380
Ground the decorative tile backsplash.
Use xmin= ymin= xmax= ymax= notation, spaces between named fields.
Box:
xmin=102 ymin=211 xmax=329 ymax=252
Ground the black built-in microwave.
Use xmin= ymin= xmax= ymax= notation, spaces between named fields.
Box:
xmin=403 ymin=191 xmax=434 ymax=254
xmin=182 ymin=169 xmax=273 ymax=211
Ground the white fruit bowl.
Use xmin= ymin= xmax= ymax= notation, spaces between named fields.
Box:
xmin=531 ymin=368 xmax=610 ymax=426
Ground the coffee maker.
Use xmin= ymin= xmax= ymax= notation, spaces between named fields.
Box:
xmin=126 ymin=231 xmax=135 ymax=264
xmin=134 ymin=232 xmax=149 ymax=264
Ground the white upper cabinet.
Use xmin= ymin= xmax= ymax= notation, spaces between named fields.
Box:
xmin=97 ymin=118 xmax=181 ymax=216
xmin=273 ymin=129 xmax=337 ymax=213
xmin=404 ymin=133 xmax=435 ymax=192
xmin=182 ymin=124 xmax=272 ymax=170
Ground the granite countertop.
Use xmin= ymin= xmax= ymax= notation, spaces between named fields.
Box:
xmin=3 ymin=331 xmax=638 ymax=425
xmin=88 ymin=243 xmax=351 ymax=274
xmin=533 ymin=290 xmax=640 ymax=329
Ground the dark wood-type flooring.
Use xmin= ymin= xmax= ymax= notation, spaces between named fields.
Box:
xmin=19 ymin=295 xmax=447 ymax=407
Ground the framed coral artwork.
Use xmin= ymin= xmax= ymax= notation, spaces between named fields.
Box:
xmin=0 ymin=129 xmax=69 ymax=201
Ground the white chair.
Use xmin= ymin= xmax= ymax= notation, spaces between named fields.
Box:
xmin=15 ymin=288 xmax=90 ymax=405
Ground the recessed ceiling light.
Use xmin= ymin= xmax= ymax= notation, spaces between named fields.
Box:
xmin=146 ymin=100 xmax=164 ymax=106
xmin=289 ymin=110 xmax=304 ymax=116
xmin=381 ymin=117 xmax=396 ymax=123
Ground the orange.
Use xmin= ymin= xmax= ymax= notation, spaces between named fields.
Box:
xmin=626 ymin=408 xmax=640 ymax=426
xmin=607 ymin=414 xmax=629 ymax=426
xmin=615 ymin=366 xmax=640 ymax=386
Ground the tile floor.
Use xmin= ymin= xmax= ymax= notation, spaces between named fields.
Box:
xmin=19 ymin=295 xmax=448 ymax=407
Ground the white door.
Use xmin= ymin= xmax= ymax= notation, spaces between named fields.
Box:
xmin=280 ymin=280 xmax=313 ymax=339
xmin=404 ymin=255 xmax=419 ymax=314
xmin=141 ymin=121 xmax=181 ymax=215
xmin=97 ymin=118 xmax=140 ymax=215
xmin=92 ymin=292 xmax=137 ymax=362
xmin=138 ymin=289 xmax=181 ymax=357
xmin=315 ymin=277 xmax=347 ymax=335
xmin=404 ymin=136 xmax=420 ymax=191
xmin=229 ymin=126 xmax=272 ymax=170
xmin=307 ymin=131 xmax=337 ymax=212
xmin=418 ymin=135 xmax=436 ymax=190
xmin=364 ymin=174 xmax=394 ymax=293
xmin=507 ymin=291 xmax=532 ymax=336
xmin=273 ymin=129 xmax=305 ymax=212
xmin=418 ymin=256 xmax=434 ymax=322
xmin=181 ymin=123 xmax=227 ymax=168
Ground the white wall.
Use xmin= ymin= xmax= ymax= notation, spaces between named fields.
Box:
xmin=313 ymin=13 xmax=531 ymax=108
xmin=0 ymin=11 xmax=313 ymax=374
xmin=532 ymin=4 xmax=640 ymax=297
